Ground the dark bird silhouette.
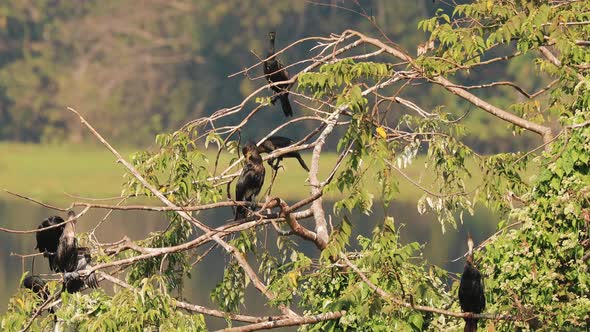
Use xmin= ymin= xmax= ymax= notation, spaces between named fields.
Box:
xmin=258 ymin=136 xmax=309 ymax=172
xmin=62 ymin=247 xmax=99 ymax=293
xmin=263 ymin=31 xmax=293 ymax=117
xmin=55 ymin=213 xmax=79 ymax=273
xmin=22 ymin=275 xmax=49 ymax=300
xmin=36 ymin=212 xmax=99 ymax=293
xmin=36 ymin=216 xmax=65 ymax=272
xmin=235 ymin=142 xmax=266 ymax=220
xmin=459 ymin=233 xmax=486 ymax=332
xmin=22 ymin=275 xmax=56 ymax=315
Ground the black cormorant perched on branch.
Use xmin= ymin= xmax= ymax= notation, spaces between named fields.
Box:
xmin=235 ymin=142 xmax=266 ymax=220
xmin=36 ymin=212 xmax=99 ymax=293
xmin=459 ymin=233 xmax=486 ymax=332
xmin=258 ymin=136 xmax=309 ymax=172
xmin=263 ymin=31 xmax=293 ymax=117
xmin=36 ymin=216 xmax=65 ymax=272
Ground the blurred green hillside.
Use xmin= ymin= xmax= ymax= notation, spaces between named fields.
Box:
xmin=0 ymin=1 xmax=546 ymax=152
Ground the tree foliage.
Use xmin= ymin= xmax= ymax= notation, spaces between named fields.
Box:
xmin=2 ymin=0 xmax=590 ymax=331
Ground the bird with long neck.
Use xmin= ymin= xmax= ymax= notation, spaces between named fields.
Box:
xmin=459 ymin=233 xmax=486 ymax=332
xmin=263 ymin=31 xmax=293 ymax=117
xmin=36 ymin=211 xmax=99 ymax=293
xmin=56 ymin=211 xmax=79 ymax=273
xmin=467 ymin=233 xmax=474 ymax=264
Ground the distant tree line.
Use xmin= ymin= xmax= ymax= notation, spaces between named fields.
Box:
xmin=0 ymin=1 xmax=545 ymax=152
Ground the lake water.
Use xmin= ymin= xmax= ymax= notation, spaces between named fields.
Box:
xmin=0 ymin=198 xmax=497 ymax=329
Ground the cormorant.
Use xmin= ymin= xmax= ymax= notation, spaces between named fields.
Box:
xmin=22 ymin=275 xmax=49 ymax=300
xmin=22 ymin=275 xmax=55 ymax=314
xmin=62 ymin=247 xmax=99 ymax=293
xmin=36 ymin=216 xmax=65 ymax=272
xmin=458 ymin=233 xmax=486 ymax=332
xmin=235 ymin=142 xmax=266 ymax=220
xmin=263 ymin=31 xmax=293 ymax=117
xmin=36 ymin=212 xmax=99 ymax=293
xmin=258 ymin=136 xmax=309 ymax=172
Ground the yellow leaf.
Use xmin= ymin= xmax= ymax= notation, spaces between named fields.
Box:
xmin=16 ymin=298 xmax=25 ymax=309
xmin=486 ymin=0 xmax=494 ymax=11
xmin=287 ymin=271 xmax=299 ymax=287
xmin=487 ymin=321 xmax=496 ymax=332
xmin=376 ymin=127 xmax=387 ymax=139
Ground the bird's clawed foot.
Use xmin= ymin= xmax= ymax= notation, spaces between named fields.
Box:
xmin=267 ymin=159 xmax=283 ymax=171
xmin=248 ymin=202 xmax=258 ymax=213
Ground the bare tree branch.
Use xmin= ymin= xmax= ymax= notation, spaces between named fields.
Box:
xmin=217 ymin=310 xmax=346 ymax=332
xmin=100 ymin=272 xmax=282 ymax=324
xmin=345 ymin=30 xmax=554 ymax=143
xmin=3 ymin=189 xmax=67 ymax=211
xmin=67 ymin=106 xmax=298 ymax=317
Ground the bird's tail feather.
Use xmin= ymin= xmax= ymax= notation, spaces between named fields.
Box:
xmin=464 ymin=318 xmax=478 ymax=332
xmin=85 ymin=272 xmax=99 ymax=289
xmin=297 ymin=156 xmax=310 ymax=172
xmin=279 ymin=94 xmax=293 ymax=117
xmin=235 ymin=206 xmax=247 ymax=221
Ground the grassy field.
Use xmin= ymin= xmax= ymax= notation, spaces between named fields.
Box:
xmin=0 ymin=142 xmax=486 ymax=205
xmin=0 ymin=143 xmax=132 ymax=203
